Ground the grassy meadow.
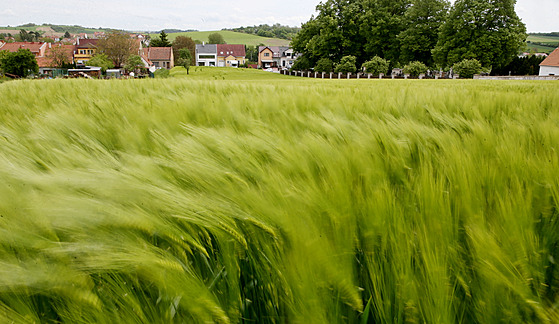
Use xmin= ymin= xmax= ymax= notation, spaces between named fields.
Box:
xmin=0 ymin=72 xmax=558 ymax=323
xmin=150 ymin=30 xmax=290 ymax=46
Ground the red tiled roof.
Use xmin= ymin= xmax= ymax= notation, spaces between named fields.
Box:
xmin=146 ymin=47 xmax=172 ymax=61
xmin=76 ymin=39 xmax=98 ymax=48
xmin=217 ymin=44 xmax=245 ymax=57
xmin=540 ymin=47 xmax=559 ymax=67
xmin=0 ymin=42 xmax=45 ymax=54
xmin=36 ymin=44 xmax=75 ymax=68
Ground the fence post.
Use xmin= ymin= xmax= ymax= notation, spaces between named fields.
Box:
xmin=453 ymin=74 xmax=459 ymax=79
xmin=404 ymin=74 xmax=410 ymax=79
xmin=338 ymin=72 xmax=342 ymax=79
xmin=391 ymin=73 xmax=395 ymax=79
xmin=330 ymin=72 xmax=333 ymax=79
xmin=347 ymin=72 xmax=351 ymax=79
xmin=435 ymin=75 xmax=439 ymax=80
xmin=419 ymin=73 xmax=425 ymax=79
xmin=379 ymin=73 xmax=384 ymax=79
xmin=322 ymin=72 xmax=325 ymax=79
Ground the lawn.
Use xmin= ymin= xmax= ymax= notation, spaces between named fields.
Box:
xmin=0 ymin=74 xmax=558 ymax=323
xmin=150 ymin=30 xmax=290 ymax=46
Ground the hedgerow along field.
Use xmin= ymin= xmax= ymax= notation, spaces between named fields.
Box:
xmin=149 ymin=30 xmax=290 ymax=46
xmin=0 ymin=71 xmax=558 ymax=323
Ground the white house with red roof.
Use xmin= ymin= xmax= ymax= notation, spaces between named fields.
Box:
xmin=539 ymin=47 xmax=559 ymax=76
xmin=142 ymin=47 xmax=174 ymax=69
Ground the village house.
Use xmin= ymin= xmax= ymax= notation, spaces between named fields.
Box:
xmin=74 ymin=38 xmax=98 ymax=67
xmin=195 ymin=44 xmax=246 ymax=67
xmin=0 ymin=42 xmax=48 ymax=57
xmin=539 ymin=47 xmax=559 ymax=76
xmin=142 ymin=47 xmax=174 ymax=69
xmin=258 ymin=46 xmax=298 ymax=70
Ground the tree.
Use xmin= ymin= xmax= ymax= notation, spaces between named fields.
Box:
xmin=150 ymin=31 xmax=171 ymax=47
xmin=172 ymin=36 xmax=196 ymax=65
xmin=397 ymin=0 xmax=449 ymax=66
xmin=362 ymin=56 xmax=390 ymax=75
xmin=97 ymin=31 xmax=136 ymax=68
xmin=314 ymin=58 xmax=334 ymax=73
xmin=291 ymin=55 xmax=312 ymax=71
xmin=124 ymin=54 xmax=144 ymax=74
xmin=47 ymin=45 xmax=73 ymax=68
xmin=176 ymin=48 xmax=192 ymax=74
xmin=18 ymin=29 xmax=40 ymax=42
xmin=88 ymin=53 xmax=114 ymax=72
xmin=64 ymin=31 xmax=71 ymax=38
xmin=452 ymin=58 xmax=482 ymax=78
xmin=335 ymin=55 xmax=357 ymax=73
xmin=208 ymin=33 xmax=225 ymax=44
xmin=432 ymin=0 xmax=526 ymax=69
xmin=403 ymin=61 xmax=428 ymax=76
xmin=0 ymin=49 xmax=38 ymax=77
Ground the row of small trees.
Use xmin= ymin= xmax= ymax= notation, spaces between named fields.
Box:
xmin=300 ymin=54 xmax=484 ymax=78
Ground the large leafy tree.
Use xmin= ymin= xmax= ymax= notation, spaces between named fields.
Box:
xmin=97 ymin=31 xmax=136 ymax=68
xmin=432 ymin=0 xmax=526 ymax=69
xmin=0 ymin=49 xmax=38 ymax=77
xmin=47 ymin=45 xmax=73 ymax=68
xmin=172 ymin=36 xmax=196 ymax=65
xmin=292 ymin=0 xmax=411 ymax=67
xmin=397 ymin=0 xmax=449 ymax=66
xmin=208 ymin=33 xmax=226 ymax=44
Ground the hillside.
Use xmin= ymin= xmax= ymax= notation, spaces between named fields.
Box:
xmin=526 ymin=34 xmax=559 ymax=53
xmin=150 ymin=30 xmax=290 ymax=46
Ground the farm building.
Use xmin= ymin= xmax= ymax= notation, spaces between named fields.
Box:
xmin=539 ymin=47 xmax=559 ymax=76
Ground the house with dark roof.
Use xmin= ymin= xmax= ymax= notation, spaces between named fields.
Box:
xmin=195 ymin=44 xmax=246 ymax=67
xmin=74 ymin=38 xmax=98 ymax=66
xmin=539 ymin=47 xmax=559 ymax=76
xmin=143 ymin=47 xmax=174 ymax=69
xmin=258 ymin=46 xmax=298 ymax=70
xmin=196 ymin=44 xmax=217 ymax=66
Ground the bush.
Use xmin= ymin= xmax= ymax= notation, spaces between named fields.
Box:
xmin=361 ymin=56 xmax=389 ymax=75
xmin=334 ymin=55 xmax=357 ymax=74
xmin=452 ymin=59 xmax=483 ymax=78
xmin=154 ymin=68 xmax=170 ymax=78
xmin=314 ymin=58 xmax=334 ymax=73
xmin=403 ymin=61 xmax=428 ymax=77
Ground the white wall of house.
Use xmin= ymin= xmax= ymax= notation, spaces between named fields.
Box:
xmin=539 ymin=65 xmax=559 ymax=76
xmin=196 ymin=54 xmax=217 ymax=66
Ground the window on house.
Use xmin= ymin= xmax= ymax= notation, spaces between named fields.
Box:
xmin=154 ymin=62 xmax=159 ymax=67
xmin=264 ymin=53 xmax=270 ymax=57
xmin=220 ymin=51 xmax=223 ymax=54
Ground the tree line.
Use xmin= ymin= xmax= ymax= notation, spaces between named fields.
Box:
xmin=291 ymin=0 xmax=527 ymax=75
xmin=224 ymin=24 xmax=300 ymax=40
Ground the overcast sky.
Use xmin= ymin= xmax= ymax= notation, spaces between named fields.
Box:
xmin=1 ymin=0 xmax=556 ymax=33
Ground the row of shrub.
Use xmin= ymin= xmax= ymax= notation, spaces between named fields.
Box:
xmin=301 ymin=55 xmax=485 ymax=78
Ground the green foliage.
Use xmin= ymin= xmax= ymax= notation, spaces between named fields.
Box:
xmin=97 ymin=30 xmax=136 ymax=68
xmin=403 ymin=60 xmax=428 ymax=77
xmin=88 ymin=53 xmax=114 ymax=72
xmin=398 ymin=0 xmax=450 ymax=66
xmin=172 ymin=36 xmax=196 ymax=65
xmin=176 ymin=48 xmax=192 ymax=74
xmin=153 ymin=68 xmax=170 ymax=78
xmin=334 ymin=55 xmax=357 ymax=73
xmin=224 ymin=24 xmax=300 ymax=40
xmin=452 ymin=58 xmax=482 ymax=78
xmin=150 ymin=31 xmax=171 ymax=47
xmin=361 ymin=56 xmax=390 ymax=75
xmin=208 ymin=32 xmax=226 ymax=44
xmin=0 ymin=48 xmax=38 ymax=77
xmin=314 ymin=58 xmax=334 ymax=73
xmin=291 ymin=55 xmax=312 ymax=71
xmin=0 ymin=77 xmax=558 ymax=323
xmin=491 ymin=55 xmax=546 ymax=76
xmin=150 ymin=30 xmax=289 ymax=47
xmin=18 ymin=29 xmax=40 ymax=42
xmin=433 ymin=0 xmax=526 ymax=69
xmin=124 ymin=54 xmax=144 ymax=73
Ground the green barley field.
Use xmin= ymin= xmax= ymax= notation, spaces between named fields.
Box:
xmin=0 ymin=69 xmax=558 ymax=323
xmin=149 ymin=30 xmax=290 ymax=46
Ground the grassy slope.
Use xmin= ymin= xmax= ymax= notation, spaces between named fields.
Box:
xmin=151 ymin=30 xmax=290 ymax=46
xmin=0 ymin=73 xmax=558 ymax=323
xmin=526 ymin=34 xmax=559 ymax=53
